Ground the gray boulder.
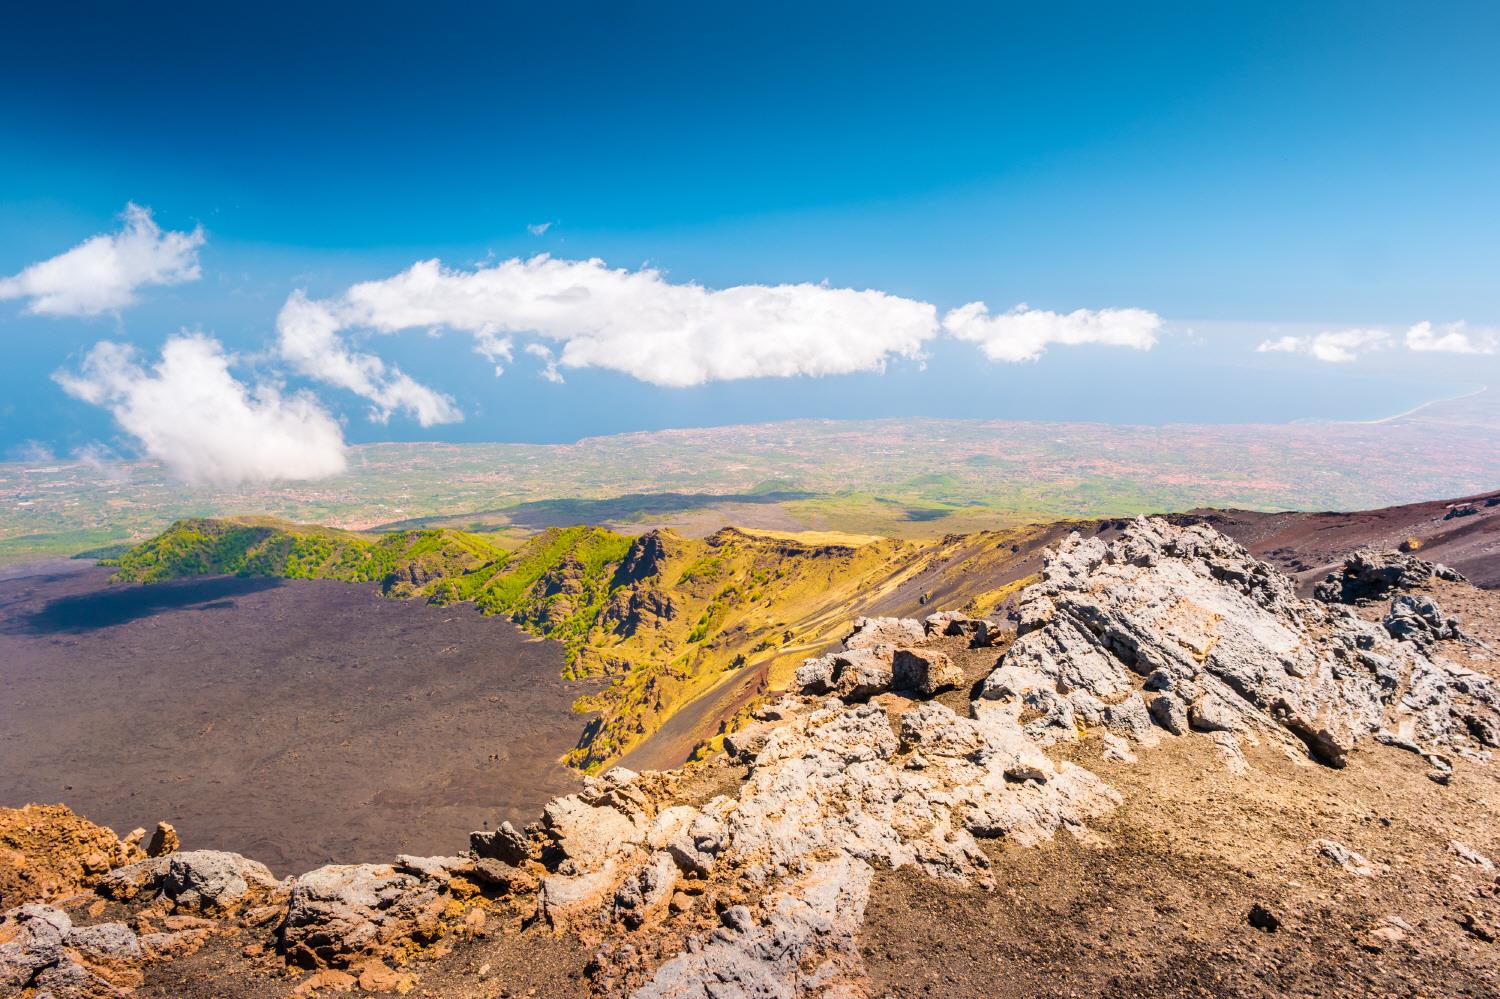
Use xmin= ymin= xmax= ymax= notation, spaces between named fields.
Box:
xmin=1384 ymin=594 xmax=1462 ymax=644
xmin=843 ymin=616 xmax=924 ymax=651
xmin=470 ymin=821 xmax=530 ymax=865
xmin=1314 ymin=549 xmax=1465 ymax=604
xmin=97 ymin=849 xmax=282 ymax=915
xmin=1149 ymin=694 xmax=1189 ymax=735
xmin=891 ymin=647 xmax=962 ymax=697
xmin=0 ymin=904 xmax=70 ymax=990
xmin=796 ymin=648 xmax=894 ymax=702
xmin=0 ymin=905 xmax=141 ymax=997
xmin=279 ymin=863 xmax=447 ymax=968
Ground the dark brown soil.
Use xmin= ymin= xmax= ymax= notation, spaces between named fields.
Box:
xmin=0 ymin=562 xmax=594 ymax=875
xmin=1184 ymin=488 xmax=1500 ymax=590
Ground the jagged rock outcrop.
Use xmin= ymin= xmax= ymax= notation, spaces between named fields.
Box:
xmin=1315 ymin=549 xmax=1466 ymax=604
xmin=979 ymin=519 xmax=1496 ymax=768
xmin=0 ymin=805 xmax=151 ymax=909
xmin=613 ymin=530 xmax=677 ymax=586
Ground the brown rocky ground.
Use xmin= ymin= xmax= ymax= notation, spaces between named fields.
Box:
xmin=1188 ymin=488 xmax=1500 ymax=590
xmin=0 ymin=562 xmax=592 ymax=874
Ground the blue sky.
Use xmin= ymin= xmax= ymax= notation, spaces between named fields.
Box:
xmin=2 ymin=2 xmax=1498 ymax=479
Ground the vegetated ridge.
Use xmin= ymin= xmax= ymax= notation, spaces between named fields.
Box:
xmin=109 ymin=517 xmax=1070 ymax=770
xmin=109 ymin=488 xmax=1500 ymax=772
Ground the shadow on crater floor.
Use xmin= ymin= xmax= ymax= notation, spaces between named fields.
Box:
xmin=8 ymin=574 xmax=284 ymax=634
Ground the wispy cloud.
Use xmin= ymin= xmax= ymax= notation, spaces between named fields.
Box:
xmin=1404 ymin=320 xmax=1498 ymax=355
xmin=0 ymin=203 xmax=204 ymax=317
xmin=526 ymin=221 xmax=554 ymax=236
xmin=524 ymin=342 xmax=564 ymax=383
xmin=1256 ymin=329 xmax=1391 ymax=363
xmin=941 ymin=302 xmax=1162 ymax=362
xmin=276 ymin=291 xmax=464 ymax=426
xmin=1257 ymin=321 xmax=1498 ymax=362
xmin=55 ymin=333 xmax=347 ymax=485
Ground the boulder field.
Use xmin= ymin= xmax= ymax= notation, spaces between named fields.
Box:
xmin=3 ymin=517 xmax=1498 ymax=997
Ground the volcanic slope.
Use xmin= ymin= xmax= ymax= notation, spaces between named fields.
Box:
xmin=7 ymin=518 xmax=1499 ymax=998
xmin=109 ymin=517 xmax=1103 ymax=769
xmin=1183 ymin=487 xmax=1500 ymax=589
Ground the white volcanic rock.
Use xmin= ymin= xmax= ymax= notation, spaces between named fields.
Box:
xmin=795 ymin=649 xmax=895 ymax=702
xmin=97 ymin=850 xmax=283 ymax=915
xmin=844 ymin=616 xmax=924 ymax=651
xmin=631 ymin=855 xmax=871 ymax=999
xmin=979 ymin=518 xmax=1499 ymax=768
xmin=542 ymin=767 xmax=657 ymax=867
xmin=280 ymin=863 xmax=448 ymax=967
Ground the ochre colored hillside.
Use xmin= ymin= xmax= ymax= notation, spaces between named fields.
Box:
xmin=111 ymin=517 xmax=1087 ymax=769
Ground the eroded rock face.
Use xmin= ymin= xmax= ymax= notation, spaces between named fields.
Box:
xmin=979 ymin=519 xmax=1497 ymax=768
xmin=0 ymin=805 xmax=149 ymax=909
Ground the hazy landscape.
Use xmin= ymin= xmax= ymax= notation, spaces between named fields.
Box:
xmin=6 ymin=387 xmax=1497 ymax=567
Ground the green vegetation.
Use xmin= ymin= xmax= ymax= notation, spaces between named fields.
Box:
xmin=14 ymin=399 xmax=1499 ymax=568
xmin=473 ymin=526 xmax=634 ymax=668
xmin=108 ymin=515 xmax=1084 ymax=772
xmin=110 ymin=517 xmax=508 ymax=595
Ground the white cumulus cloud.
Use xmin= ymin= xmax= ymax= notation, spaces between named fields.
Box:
xmin=940 ymin=302 xmax=1162 ymax=362
xmin=276 ymin=254 xmax=941 ymax=392
xmin=0 ymin=203 xmax=204 ymax=317
xmin=1404 ymin=320 xmax=1498 ymax=355
xmin=55 ymin=333 xmax=348 ymax=486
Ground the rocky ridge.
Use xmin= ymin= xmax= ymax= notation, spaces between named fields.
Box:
xmin=4 ymin=517 xmax=1498 ymax=997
